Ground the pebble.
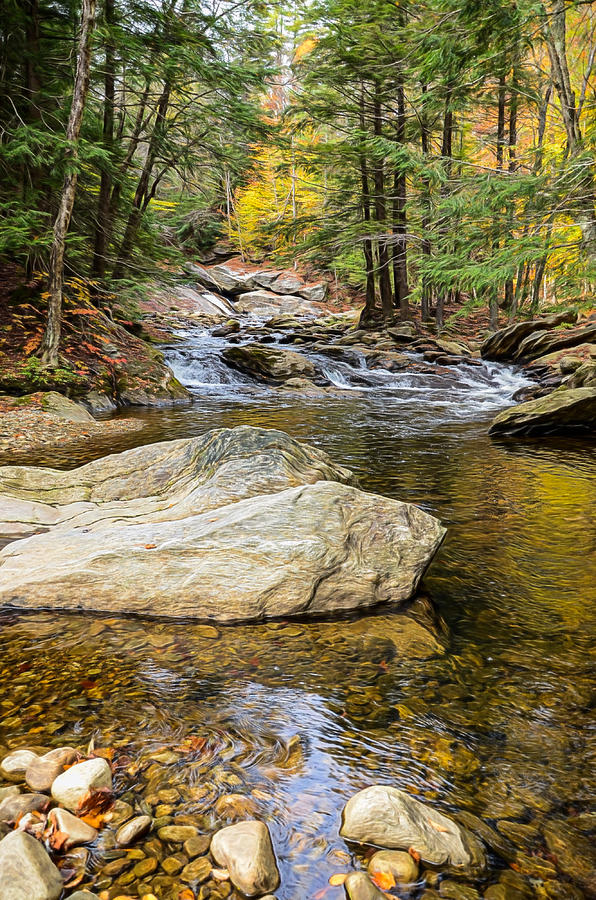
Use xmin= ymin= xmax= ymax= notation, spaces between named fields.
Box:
xmin=133 ymin=857 xmax=158 ymax=878
xmin=158 ymin=825 xmax=199 ymax=842
xmin=181 ymin=855 xmax=212 ymax=884
xmin=0 ymin=749 xmax=38 ymax=782
xmin=50 ymin=757 xmax=112 ymax=811
xmin=116 ymin=814 xmax=152 ymax=846
xmin=368 ymin=849 xmax=419 ymax=883
xmin=26 ymin=746 xmax=78 ymax=792
xmin=48 ymin=807 xmax=98 ymax=847
xmin=184 ymin=834 xmax=211 ymax=858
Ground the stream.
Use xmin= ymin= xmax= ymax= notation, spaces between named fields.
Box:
xmin=1 ymin=321 xmax=595 ymax=899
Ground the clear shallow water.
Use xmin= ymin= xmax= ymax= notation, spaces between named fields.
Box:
xmin=0 ymin=325 xmax=595 ymax=899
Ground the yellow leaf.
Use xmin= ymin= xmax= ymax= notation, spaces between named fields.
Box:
xmin=328 ymin=873 xmax=347 ymax=886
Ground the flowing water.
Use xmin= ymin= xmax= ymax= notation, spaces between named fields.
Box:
xmin=1 ymin=323 xmax=595 ymax=899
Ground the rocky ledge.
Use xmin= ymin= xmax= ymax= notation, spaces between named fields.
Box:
xmin=0 ymin=426 xmax=445 ymax=622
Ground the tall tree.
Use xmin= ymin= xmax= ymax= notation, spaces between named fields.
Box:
xmin=38 ymin=0 xmax=96 ymax=365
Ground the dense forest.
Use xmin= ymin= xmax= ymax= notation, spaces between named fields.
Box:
xmin=0 ymin=0 xmax=594 ymax=361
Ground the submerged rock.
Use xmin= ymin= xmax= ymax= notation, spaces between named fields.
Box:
xmin=368 ymin=849 xmax=419 ymax=883
xmin=340 ymin=786 xmax=486 ymax=876
xmin=210 ymin=820 xmax=280 ymax=897
xmin=0 ymin=831 xmax=63 ymax=900
xmin=344 ymin=871 xmax=388 ymax=900
xmin=489 ymin=387 xmax=596 ymax=436
xmin=0 ymin=427 xmax=445 ymax=623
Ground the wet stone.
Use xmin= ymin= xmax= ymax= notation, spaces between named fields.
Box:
xmin=117 ymin=814 xmax=152 ymax=846
xmin=25 ymin=746 xmax=78 ymax=792
xmin=158 ymin=825 xmax=198 ymax=842
xmin=184 ymin=834 xmax=211 ymax=858
xmin=162 ymin=854 xmax=186 ymax=875
xmin=181 ymin=855 xmax=212 ymax=884
xmin=439 ymin=882 xmax=481 ymax=900
xmin=0 ymin=749 xmax=38 ymax=782
xmin=134 ymin=856 xmax=158 ymax=878
xmin=102 ymin=857 xmax=131 ymax=876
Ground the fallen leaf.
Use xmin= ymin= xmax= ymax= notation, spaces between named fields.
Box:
xmin=408 ymin=847 xmax=421 ymax=863
xmin=328 ymin=873 xmax=347 ymax=886
xmin=144 ymin=543 xmax=157 ymax=550
xmin=371 ymin=872 xmax=396 ymax=891
xmin=76 ymin=787 xmax=113 ymax=818
xmin=177 ymin=891 xmax=194 ymax=900
xmin=49 ymin=829 xmax=69 ymax=851
xmin=427 ymin=818 xmax=451 ymax=833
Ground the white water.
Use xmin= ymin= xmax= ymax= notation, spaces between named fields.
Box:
xmin=163 ymin=323 xmax=532 ymax=422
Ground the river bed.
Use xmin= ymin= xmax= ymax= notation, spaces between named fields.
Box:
xmin=0 ymin=323 xmax=595 ymax=899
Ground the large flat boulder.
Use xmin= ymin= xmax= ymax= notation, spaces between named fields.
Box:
xmin=480 ymin=312 xmax=577 ymax=361
xmin=0 ymin=426 xmax=352 ymax=541
xmin=489 ymin=386 xmax=596 ymax=436
xmin=0 ymin=426 xmax=445 ymax=622
xmin=0 ymin=481 xmax=445 ymax=621
xmin=222 ymin=344 xmax=317 ymax=380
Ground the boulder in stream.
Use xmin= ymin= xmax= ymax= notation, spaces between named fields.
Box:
xmin=489 ymin=386 xmax=596 ymax=436
xmin=340 ymin=786 xmax=486 ymax=876
xmin=210 ymin=820 xmax=280 ymax=897
xmin=0 ymin=426 xmax=445 ymax=623
xmin=222 ymin=344 xmax=317 ymax=380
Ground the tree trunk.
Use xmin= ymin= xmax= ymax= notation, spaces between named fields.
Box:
xmin=392 ymin=73 xmax=409 ymax=320
xmin=358 ymin=88 xmax=377 ymax=322
xmin=373 ymin=85 xmax=392 ymax=320
xmin=39 ymin=0 xmax=96 ymax=366
xmin=92 ymin=0 xmax=115 ymax=277
xmin=420 ymin=84 xmax=432 ymax=322
xmin=113 ymin=79 xmax=171 ymax=278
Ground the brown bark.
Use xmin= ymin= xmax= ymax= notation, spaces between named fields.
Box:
xmin=92 ymin=0 xmax=115 ymax=277
xmin=39 ymin=0 xmax=96 ymax=366
xmin=112 ymin=79 xmax=171 ymax=278
xmin=359 ymin=89 xmax=376 ymax=318
xmin=392 ymin=73 xmax=409 ymax=320
xmin=373 ymin=85 xmax=393 ymax=320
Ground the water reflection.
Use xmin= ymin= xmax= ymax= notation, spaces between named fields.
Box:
xmin=0 ymin=356 xmax=595 ymax=898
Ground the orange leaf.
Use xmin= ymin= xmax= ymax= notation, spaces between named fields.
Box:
xmin=178 ymin=891 xmax=194 ymax=900
xmin=427 ymin=818 xmax=450 ymax=833
xmin=371 ymin=872 xmax=396 ymax=891
xmin=76 ymin=787 xmax=113 ymax=818
xmin=408 ymin=847 xmax=421 ymax=863
xmin=144 ymin=543 xmax=156 ymax=550
xmin=328 ymin=873 xmax=347 ymax=886
xmin=49 ymin=829 xmax=69 ymax=851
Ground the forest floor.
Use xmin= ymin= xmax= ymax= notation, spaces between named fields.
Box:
xmin=0 ymin=393 xmax=144 ymax=455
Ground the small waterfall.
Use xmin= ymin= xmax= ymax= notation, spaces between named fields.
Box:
xmin=162 ymin=324 xmax=533 ymax=418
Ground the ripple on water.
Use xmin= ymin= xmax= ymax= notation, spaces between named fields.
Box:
xmin=0 ymin=329 xmax=594 ymax=898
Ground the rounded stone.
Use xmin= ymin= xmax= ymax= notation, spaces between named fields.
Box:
xmin=116 ymin=815 xmax=152 ymax=846
xmin=210 ymin=820 xmax=280 ymax=897
xmin=0 ymin=831 xmax=63 ymax=900
xmin=158 ymin=825 xmax=199 ymax=843
xmin=50 ymin=757 xmax=112 ymax=812
xmin=368 ymin=849 xmax=419 ymax=884
xmin=26 ymin=747 xmax=78 ymax=793
xmin=0 ymin=749 xmax=38 ymax=783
